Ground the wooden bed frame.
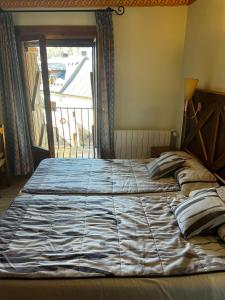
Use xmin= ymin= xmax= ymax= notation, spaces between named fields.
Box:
xmin=181 ymin=89 xmax=225 ymax=184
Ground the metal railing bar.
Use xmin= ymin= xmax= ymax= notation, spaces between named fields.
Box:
xmin=67 ymin=108 xmax=72 ymax=158
xmin=53 ymin=110 xmax=59 ymax=158
xmin=81 ymin=108 xmax=84 ymax=159
xmin=87 ymin=108 xmax=91 ymax=159
xmin=49 ymin=106 xmax=95 ymax=159
xmin=60 ymin=108 xmax=66 ymax=158
xmin=73 ymin=108 xmax=78 ymax=158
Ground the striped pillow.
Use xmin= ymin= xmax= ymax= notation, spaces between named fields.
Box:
xmin=218 ymin=223 xmax=225 ymax=242
xmin=174 ymin=188 xmax=225 ymax=239
xmin=147 ymin=153 xmax=185 ymax=179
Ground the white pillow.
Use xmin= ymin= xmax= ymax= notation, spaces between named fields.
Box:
xmin=171 ymin=152 xmax=219 ymax=196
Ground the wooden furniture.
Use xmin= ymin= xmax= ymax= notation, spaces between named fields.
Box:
xmin=151 ymin=146 xmax=177 ymax=158
xmin=181 ymin=89 xmax=225 ymax=184
xmin=0 ymin=125 xmax=10 ymax=186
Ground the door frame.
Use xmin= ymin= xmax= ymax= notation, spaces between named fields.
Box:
xmin=16 ymin=26 xmax=96 ymax=166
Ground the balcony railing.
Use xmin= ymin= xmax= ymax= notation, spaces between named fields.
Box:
xmin=51 ymin=107 xmax=96 ymax=158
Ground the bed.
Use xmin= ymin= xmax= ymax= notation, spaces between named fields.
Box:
xmin=0 ymin=89 xmax=225 ymax=300
xmin=22 ymin=158 xmax=180 ymax=195
xmin=1 ymin=192 xmax=225 ymax=300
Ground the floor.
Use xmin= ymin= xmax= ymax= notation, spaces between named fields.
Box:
xmin=0 ymin=177 xmax=28 ymax=216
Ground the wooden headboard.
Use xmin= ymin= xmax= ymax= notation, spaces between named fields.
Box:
xmin=181 ymin=89 xmax=225 ymax=184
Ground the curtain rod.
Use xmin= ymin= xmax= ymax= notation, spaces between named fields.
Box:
xmin=0 ymin=6 xmax=125 ymax=15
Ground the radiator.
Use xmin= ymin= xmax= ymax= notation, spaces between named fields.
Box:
xmin=114 ymin=129 xmax=176 ymax=159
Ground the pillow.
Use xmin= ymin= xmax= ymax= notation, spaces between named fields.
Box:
xmin=147 ymin=153 xmax=185 ymax=179
xmin=169 ymin=196 xmax=187 ymax=213
xmin=170 ymin=152 xmax=219 ymax=196
xmin=174 ymin=188 xmax=225 ymax=239
xmin=218 ymin=223 xmax=225 ymax=242
xmin=161 ymin=150 xmax=192 ymax=160
xmin=217 ymin=187 xmax=225 ymax=204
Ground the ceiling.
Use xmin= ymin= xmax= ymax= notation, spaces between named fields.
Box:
xmin=0 ymin=0 xmax=197 ymax=8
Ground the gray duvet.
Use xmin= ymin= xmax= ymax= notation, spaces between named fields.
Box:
xmin=22 ymin=158 xmax=179 ymax=195
xmin=1 ymin=193 xmax=225 ymax=279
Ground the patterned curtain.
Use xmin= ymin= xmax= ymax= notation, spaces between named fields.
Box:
xmin=0 ymin=13 xmax=33 ymax=175
xmin=95 ymin=10 xmax=115 ymax=159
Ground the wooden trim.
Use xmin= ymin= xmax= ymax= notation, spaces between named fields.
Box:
xmin=215 ymin=174 xmax=225 ymax=185
xmin=39 ymin=37 xmax=55 ymax=158
xmin=196 ymin=88 xmax=225 ymax=97
xmin=1 ymin=0 xmax=196 ymax=8
xmin=15 ymin=26 xmax=96 ymax=41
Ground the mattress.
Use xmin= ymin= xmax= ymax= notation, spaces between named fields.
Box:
xmin=1 ymin=193 xmax=225 ymax=279
xmin=1 ymin=273 xmax=225 ymax=300
xmin=22 ymin=158 xmax=180 ymax=195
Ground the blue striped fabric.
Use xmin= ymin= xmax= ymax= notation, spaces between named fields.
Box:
xmin=147 ymin=153 xmax=185 ymax=179
xmin=174 ymin=188 xmax=225 ymax=239
xmin=0 ymin=13 xmax=33 ymax=175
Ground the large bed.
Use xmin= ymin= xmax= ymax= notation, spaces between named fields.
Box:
xmin=22 ymin=158 xmax=179 ymax=195
xmin=1 ymin=192 xmax=225 ymax=300
xmin=1 ymin=89 xmax=225 ymax=300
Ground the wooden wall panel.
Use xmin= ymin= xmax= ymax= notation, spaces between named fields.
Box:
xmin=0 ymin=0 xmax=197 ymax=8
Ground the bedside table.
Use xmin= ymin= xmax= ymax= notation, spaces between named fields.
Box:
xmin=151 ymin=146 xmax=177 ymax=158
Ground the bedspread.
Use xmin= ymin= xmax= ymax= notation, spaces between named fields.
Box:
xmin=22 ymin=158 xmax=179 ymax=194
xmin=1 ymin=194 xmax=225 ymax=279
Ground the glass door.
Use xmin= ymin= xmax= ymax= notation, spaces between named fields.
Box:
xmin=46 ymin=42 xmax=95 ymax=158
xmin=21 ymin=38 xmax=55 ymax=167
xmin=16 ymin=26 xmax=97 ymax=165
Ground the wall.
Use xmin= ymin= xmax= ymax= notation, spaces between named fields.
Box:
xmin=175 ymin=0 xmax=225 ymax=137
xmin=183 ymin=0 xmax=225 ymax=91
xmin=12 ymin=11 xmax=95 ymax=26
xmin=114 ymin=7 xmax=187 ymax=133
xmin=10 ymin=7 xmax=187 ymax=136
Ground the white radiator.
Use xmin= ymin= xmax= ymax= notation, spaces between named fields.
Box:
xmin=114 ymin=129 xmax=176 ymax=159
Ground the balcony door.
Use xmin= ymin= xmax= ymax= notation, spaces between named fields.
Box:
xmin=21 ymin=38 xmax=55 ymax=167
xmin=16 ymin=26 xmax=97 ymax=167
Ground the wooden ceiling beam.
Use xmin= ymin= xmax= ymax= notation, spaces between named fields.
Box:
xmin=0 ymin=0 xmax=197 ymax=9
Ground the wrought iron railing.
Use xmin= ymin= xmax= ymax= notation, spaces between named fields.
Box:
xmin=51 ymin=106 xmax=95 ymax=158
